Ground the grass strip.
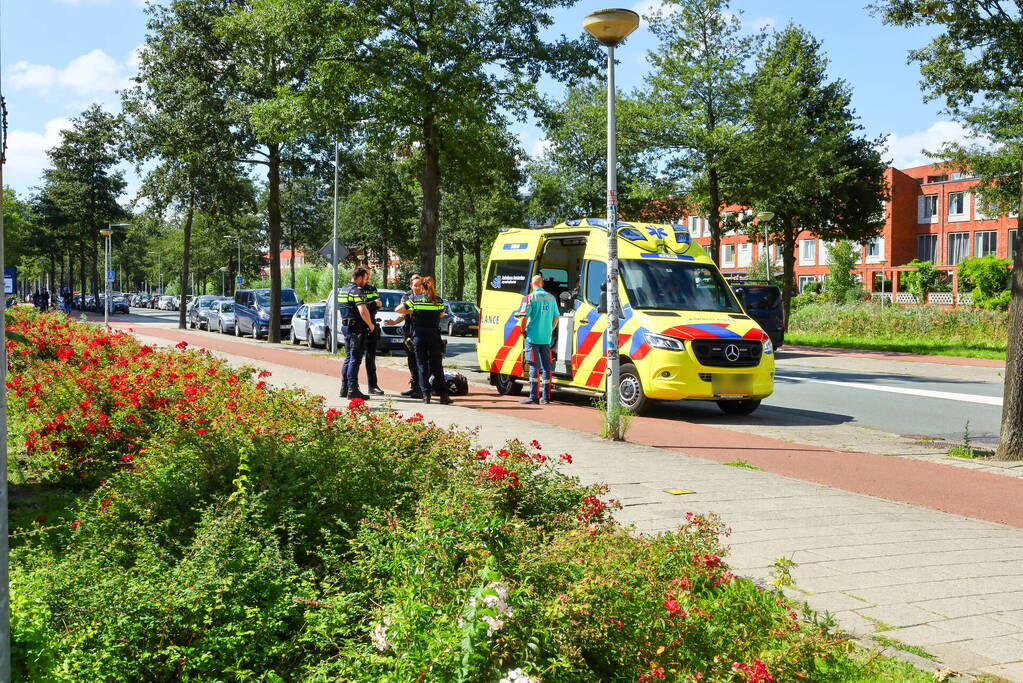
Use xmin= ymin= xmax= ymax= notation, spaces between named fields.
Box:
xmin=785 ymin=333 xmax=1006 ymax=360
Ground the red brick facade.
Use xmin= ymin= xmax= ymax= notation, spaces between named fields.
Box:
xmin=682 ymin=164 xmax=1019 ymax=293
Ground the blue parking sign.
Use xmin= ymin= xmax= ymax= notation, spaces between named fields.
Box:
xmin=235 ymin=275 xmax=243 ymax=286
xmin=106 ymin=270 xmax=115 ymax=282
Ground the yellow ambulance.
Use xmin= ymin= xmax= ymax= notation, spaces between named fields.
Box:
xmin=477 ymin=218 xmax=775 ymax=415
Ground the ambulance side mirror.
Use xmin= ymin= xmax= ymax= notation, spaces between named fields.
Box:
xmin=597 ymin=291 xmax=608 ymax=315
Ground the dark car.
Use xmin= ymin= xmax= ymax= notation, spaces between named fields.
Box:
xmin=187 ymin=295 xmax=221 ymax=329
xmin=731 ymin=283 xmax=784 ymax=349
xmin=443 ymin=301 xmax=480 ymax=336
xmin=233 ymin=288 xmax=302 ymax=339
xmin=110 ymin=295 xmax=130 ymax=314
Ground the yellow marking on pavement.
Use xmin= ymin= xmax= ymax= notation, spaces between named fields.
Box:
xmin=664 ymin=488 xmax=695 ymax=495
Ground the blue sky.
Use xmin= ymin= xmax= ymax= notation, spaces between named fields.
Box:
xmin=2 ymin=0 xmax=961 ymax=198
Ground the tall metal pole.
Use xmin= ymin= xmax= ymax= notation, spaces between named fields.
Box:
xmin=104 ymin=233 xmax=111 ymax=327
xmin=605 ymin=43 xmax=622 ymax=440
xmin=0 ymin=91 xmax=12 ymax=683
xmin=330 ymin=141 xmax=340 ymax=354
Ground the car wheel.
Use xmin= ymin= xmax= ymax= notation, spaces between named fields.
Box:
xmin=291 ymin=327 xmax=300 ymax=345
xmin=235 ymin=321 xmax=242 ymax=337
xmin=492 ymin=372 xmax=523 ymax=396
xmin=618 ymin=363 xmax=650 ymax=415
xmin=717 ymin=399 xmax=761 ymax=416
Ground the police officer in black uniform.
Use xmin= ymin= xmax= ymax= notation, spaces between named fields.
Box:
xmin=338 ymin=267 xmax=376 ymax=400
xmin=361 ymin=276 xmax=385 ymax=395
xmin=399 ymin=274 xmax=424 ymax=399
xmin=396 ymin=275 xmax=451 ymax=404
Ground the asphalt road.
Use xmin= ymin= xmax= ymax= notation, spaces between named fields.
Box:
xmin=117 ymin=306 xmax=1003 ymax=444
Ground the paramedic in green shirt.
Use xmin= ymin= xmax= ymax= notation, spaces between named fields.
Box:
xmin=514 ymin=275 xmax=559 ymax=405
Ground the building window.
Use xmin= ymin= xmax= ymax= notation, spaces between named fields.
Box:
xmin=1011 ymin=230 xmax=1019 ymax=261
xmin=975 ymin=231 xmax=997 ymax=258
xmin=689 ymin=216 xmax=700 ymax=234
xmin=799 ymin=239 xmax=816 ymax=265
xmin=923 ymin=195 xmax=938 ymax=220
xmin=865 ymin=236 xmax=884 ymax=262
xmin=917 ymin=234 xmax=937 ymax=262
xmin=948 ymin=192 xmax=965 ymax=216
xmin=947 ymin=232 xmax=970 ymax=265
xmin=737 ymin=243 xmax=752 ymax=267
xmin=798 ymin=276 xmax=816 ymax=292
xmin=927 ymin=174 xmax=947 ymax=183
xmin=721 ymin=243 xmax=735 ymax=266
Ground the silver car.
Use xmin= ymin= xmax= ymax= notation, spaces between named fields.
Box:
xmin=207 ymin=299 xmax=236 ymax=334
xmin=290 ymin=302 xmax=342 ymax=348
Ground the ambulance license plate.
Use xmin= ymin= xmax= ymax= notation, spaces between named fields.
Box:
xmin=712 ymin=374 xmax=751 ymax=398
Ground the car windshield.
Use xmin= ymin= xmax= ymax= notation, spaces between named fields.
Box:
xmin=620 ymin=260 xmax=741 ymax=313
xmin=219 ymin=303 xmax=233 ymax=312
xmin=742 ymin=287 xmax=780 ymax=310
xmin=254 ymin=290 xmax=299 ymax=306
xmin=199 ymin=298 xmax=216 ymax=307
xmin=378 ymin=292 xmax=404 ymax=311
xmin=449 ymin=302 xmax=477 ymax=314
xmin=309 ymin=305 xmax=325 ymax=319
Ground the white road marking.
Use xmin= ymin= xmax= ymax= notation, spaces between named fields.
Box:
xmin=774 ymin=375 xmax=1003 ymax=407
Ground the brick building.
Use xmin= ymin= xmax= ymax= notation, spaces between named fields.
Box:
xmin=680 ymin=163 xmax=1019 ymax=297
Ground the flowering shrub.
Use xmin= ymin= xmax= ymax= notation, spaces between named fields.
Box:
xmin=8 ymin=311 xmax=923 ymax=681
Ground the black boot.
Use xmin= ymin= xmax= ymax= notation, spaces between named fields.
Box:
xmin=401 ymin=386 xmax=423 ymax=398
xmin=369 ymin=386 xmax=385 ymax=396
xmin=339 ymin=382 xmax=348 ymax=398
xmin=423 ymin=395 xmax=432 ymax=404
xmin=347 ymin=387 xmax=370 ymax=401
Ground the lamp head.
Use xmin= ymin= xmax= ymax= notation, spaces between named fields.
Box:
xmin=100 ymin=229 xmax=114 ymax=237
xmin=583 ymin=8 xmax=640 ymax=47
xmin=756 ymin=211 xmax=775 ymax=222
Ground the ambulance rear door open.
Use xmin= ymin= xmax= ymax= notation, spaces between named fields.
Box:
xmin=533 ymin=232 xmax=588 ymax=380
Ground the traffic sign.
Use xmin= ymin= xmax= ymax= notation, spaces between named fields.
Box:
xmin=320 ymin=239 xmax=350 ymax=266
xmin=236 ymin=275 xmax=243 ymax=286
xmin=106 ymin=270 xmax=115 ymax=283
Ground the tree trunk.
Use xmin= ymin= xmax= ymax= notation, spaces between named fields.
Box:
xmin=455 ymin=239 xmax=465 ymax=301
xmin=473 ymin=231 xmax=482 ymax=305
xmin=178 ymin=199 xmax=194 ymax=329
xmin=289 ymin=224 xmax=296 ymax=291
xmin=79 ymin=245 xmax=86 ymax=308
xmin=418 ymin=113 xmax=441 ymax=278
xmin=267 ymin=143 xmax=283 ymax=344
xmin=996 ymin=167 xmax=1023 ymax=460
xmin=781 ymin=221 xmax=797 ymax=323
xmin=708 ymin=165 xmax=721 ymax=267
xmin=91 ymin=234 xmax=99 ymax=305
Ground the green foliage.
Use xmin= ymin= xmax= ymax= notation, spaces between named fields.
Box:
xmin=592 ymin=394 xmax=637 ymax=440
xmin=959 ymin=255 xmax=1012 ymax=310
xmin=824 ymin=241 xmax=864 ymax=303
xmin=899 ymin=260 xmax=947 ymax=301
xmin=788 ymin=301 xmax=1008 ymax=356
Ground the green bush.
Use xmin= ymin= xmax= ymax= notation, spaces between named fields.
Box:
xmin=824 ymin=241 xmax=863 ymax=303
xmin=959 ymin=255 xmax=1012 ymax=310
xmin=899 ymin=260 xmax=943 ymax=300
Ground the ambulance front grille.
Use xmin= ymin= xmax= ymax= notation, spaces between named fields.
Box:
xmin=699 ymin=373 xmax=712 ymax=382
xmin=690 ymin=339 xmax=762 ymax=367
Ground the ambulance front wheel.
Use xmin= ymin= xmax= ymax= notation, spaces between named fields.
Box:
xmin=618 ymin=363 xmax=650 ymax=415
xmin=492 ymin=372 xmax=523 ymax=396
xmin=717 ymin=399 xmax=761 ymax=416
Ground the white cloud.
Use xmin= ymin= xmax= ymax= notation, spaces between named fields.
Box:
xmin=750 ymin=16 xmax=776 ymax=31
xmin=10 ymin=49 xmax=127 ymax=97
xmin=883 ymin=121 xmax=972 ymax=169
xmin=633 ymin=0 xmax=678 ymax=20
xmin=4 ymin=118 xmax=73 ymax=192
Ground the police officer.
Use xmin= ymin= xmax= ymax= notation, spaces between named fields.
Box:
xmin=399 ymin=275 xmax=424 ymax=399
xmin=361 ymin=274 xmax=385 ymax=396
xmin=396 ymin=275 xmax=451 ymax=404
xmin=338 ymin=267 xmax=376 ymax=401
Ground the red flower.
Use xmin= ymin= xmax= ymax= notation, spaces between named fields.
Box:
xmin=70 ymin=521 xmax=80 ymax=530
xmin=530 ymin=439 xmax=541 ymax=449
xmin=175 ymin=341 xmax=188 ymax=349
xmin=663 ymin=597 xmax=684 ymax=615
xmin=348 ymin=398 xmax=366 ymax=411
xmin=559 ymin=453 xmax=573 ymax=464
xmin=35 ymin=514 xmax=47 ymax=524
xmin=195 ymin=428 xmax=209 ymax=435
xmin=486 ymin=463 xmax=520 ymax=485
xmin=475 ymin=449 xmax=490 ymax=460
xmin=255 ymin=381 xmax=267 ymax=390
xmin=257 ymin=370 xmax=272 ymax=378
xmin=56 ymin=347 xmax=74 ymax=360
xmin=99 ymin=497 xmax=111 ymax=512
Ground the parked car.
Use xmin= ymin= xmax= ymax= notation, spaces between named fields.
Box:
xmin=443 ymin=301 xmax=480 ymax=336
xmin=187 ymin=295 xmax=221 ymax=329
xmin=731 ymin=283 xmax=784 ymax=349
xmin=158 ymin=295 xmax=176 ymax=311
xmin=110 ymin=295 xmax=130 ymax=314
xmin=372 ymin=289 xmax=410 ymax=353
xmin=233 ymin=288 xmax=302 ymax=339
xmin=207 ymin=299 xmax=236 ymax=334
xmin=290 ymin=302 xmax=332 ymax=348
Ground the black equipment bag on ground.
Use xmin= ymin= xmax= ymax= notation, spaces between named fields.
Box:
xmin=444 ymin=371 xmax=469 ymax=396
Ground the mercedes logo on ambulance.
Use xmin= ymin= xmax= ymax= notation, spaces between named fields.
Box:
xmin=724 ymin=344 xmax=741 ymax=362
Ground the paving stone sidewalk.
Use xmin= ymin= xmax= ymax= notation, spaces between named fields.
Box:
xmin=136 ymin=331 xmax=1023 ymax=681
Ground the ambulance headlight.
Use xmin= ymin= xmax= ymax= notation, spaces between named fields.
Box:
xmin=763 ymin=338 xmax=774 ymax=355
xmin=645 ymin=332 xmax=686 ymax=352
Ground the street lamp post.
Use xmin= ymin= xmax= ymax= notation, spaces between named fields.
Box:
xmin=879 ymin=259 xmax=888 ymax=309
xmin=584 ymin=7 xmax=640 ymax=441
xmin=330 ymin=141 xmax=340 ymax=354
xmin=147 ymin=251 xmax=162 ymax=294
xmin=220 ymin=266 xmax=228 ymax=297
xmin=756 ymin=211 xmax=774 ymax=282
xmin=226 ymin=236 xmax=242 ymax=295
xmin=101 ymin=224 xmax=129 ymax=326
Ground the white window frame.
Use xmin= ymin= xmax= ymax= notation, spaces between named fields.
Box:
xmin=798 ymin=275 xmax=816 ymax=293
xmin=737 ymin=242 xmax=752 ymax=267
xmin=918 ymin=194 xmax=938 ymax=224
xmin=948 ymin=191 xmax=969 ymax=222
xmin=689 ymin=216 xmax=700 ymax=234
xmin=865 ymin=237 xmax=885 ymax=264
xmin=799 ymin=239 xmax=816 ymax=266
xmin=1011 ymin=229 xmax=1019 ymax=261
xmin=721 ymin=243 xmax=736 ymax=266
xmin=947 ymin=231 xmax=970 ymax=265
xmin=916 ymin=234 xmax=937 ymax=262
xmin=975 ymin=230 xmax=997 ymax=258
xmin=975 ymin=197 xmax=999 ymax=221
xmin=819 ymin=241 xmax=833 ymax=266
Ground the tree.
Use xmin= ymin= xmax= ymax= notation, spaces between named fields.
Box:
xmin=42 ymin=105 xmax=127 ymax=303
xmin=823 ymin=241 xmax=862 ymax=303
xmin=872 ymin=0 xmax=1023 ymax=460
xmin=283 ymin=0 xmax=596 ymax=278
xmin=959 ymin=255 xmax=1012 ymax=310
xmin=644 ymin=0 xmax=762 ymax=264
xmin=737 ymin=25 xmax=887 ymax=319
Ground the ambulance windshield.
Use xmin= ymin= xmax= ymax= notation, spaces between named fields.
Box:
xmin=620 ymin=260 xmax=742 ymax=313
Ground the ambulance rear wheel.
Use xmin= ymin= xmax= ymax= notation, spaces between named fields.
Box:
xmin=492 ymin=373 xmax=523 ymax=396
xmin=717 ymin=399 xmax=761 ymax=416
xmin=618 ymin=363 xmax=649 ymax=415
